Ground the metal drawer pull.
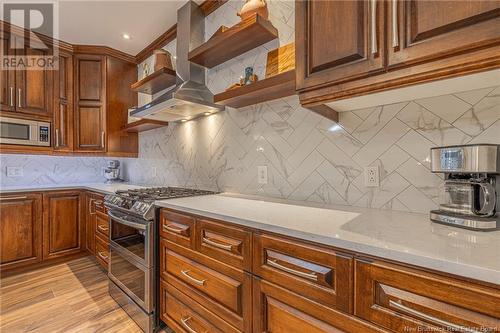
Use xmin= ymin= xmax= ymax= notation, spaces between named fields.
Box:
xmin=18 ymin=88 xmax=22 ymax=107
xmin=389 ymin=300 xmax=480 ymax=333
xmin=371 ymin=0 xmax=377 ymax=54
xmin=101 ymin=131 xmax=105 ymax=148
xmin=10 ymin=87 xmax=14 ymax=107
xmin=181 ymin=317 xmax=200 ymax=333
xmin=55 ymin=129 xmax=59 ymax=147
xmin=181 ymin=270 xmax=206 ymax=286
xmin=0 ymin=196 xmax=28 ymax=201
xmin=267 ymin=259 xmax=318 ymax=281
xmin=97 ymin=225 xmax=109 ymax=232
xmin=97 ymin=251 xmax=108 ymax=260
xmin=392 ymin=0 xmax=399 ymax=47
xmin=164 ymin=224 xmax=183 ymax=234
xmin=202 ymin=237 xmax=232 ymax=251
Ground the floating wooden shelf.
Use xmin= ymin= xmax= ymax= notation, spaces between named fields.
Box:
xmin=122 ymin=119 xmax=169 ymax=133
xmin=214 ymin=70 xmax=296 ymax=108
xmin=189 ymin=14 xmax=279 ymax=68
xmin=131 ymin=67 xmax=176 ymax=95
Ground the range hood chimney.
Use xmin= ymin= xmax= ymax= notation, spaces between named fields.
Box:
xmin=131 ymin=0 xmax=224 ymax=122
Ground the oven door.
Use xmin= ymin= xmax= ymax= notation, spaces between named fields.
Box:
xmin=108 ymin=209 xmax=152 ymax=268
xmin=109 ymin=243 xmax=154 ymax=312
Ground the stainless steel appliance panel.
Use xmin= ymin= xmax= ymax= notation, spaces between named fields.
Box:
xmin=431 ymin=144 xmax=499 ymax=174
xmin=0 ymin=116 xmax=50 ymax=146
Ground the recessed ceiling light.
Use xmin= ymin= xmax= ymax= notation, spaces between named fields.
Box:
xmin=204 ymin=112 xmax=211 ymax=116
xmin=180 ymin=119 xmax=187 ymax=122
xmin=122 ymin=33 xmax=131 ymax=40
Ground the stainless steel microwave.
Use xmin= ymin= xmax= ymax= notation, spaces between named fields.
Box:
xmin=0 ymin=116 xmax=50 ymax=146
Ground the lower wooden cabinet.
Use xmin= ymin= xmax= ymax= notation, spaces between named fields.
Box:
xmin=0 ymin=193 xmax=43 ymax=270
xmin=354 ymin=259 xmax=500 ymax=333
xmin=95 ymin=233 xmax=109 ymax=271
xmin=253 ymin=278 xmax=386 ymax=333
xmin=42 ymin=190 xmax=84 ymax=260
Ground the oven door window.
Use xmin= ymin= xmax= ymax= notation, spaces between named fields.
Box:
xmin=109 ymin=211 xmax=147 ymax=261
xmin=109 ymin=248 xmax=147 ymax=308
xmin=0 ymin=122 xmax=30 ymax=140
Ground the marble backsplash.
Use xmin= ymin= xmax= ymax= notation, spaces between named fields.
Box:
xmin=120 ymin=86 xmax=500 ymax=214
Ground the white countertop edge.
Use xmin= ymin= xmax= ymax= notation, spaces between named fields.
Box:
xmin=0 ymin=183 xmax=146 ymax=195
xmin=155 ymin=200 xmax=500 ymax=285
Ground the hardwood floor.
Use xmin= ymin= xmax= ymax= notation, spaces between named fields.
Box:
xmin=0 ymin=256 xmax=143 ymax=333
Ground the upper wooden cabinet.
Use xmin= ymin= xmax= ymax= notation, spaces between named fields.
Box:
xmin=0 ymin=34 xmax=52 ymax=117
xmin=296 ymin=0 xmax=385 ymax=91
xmin=42 ymin=191 xmax=84 ymax=260
xmin=73 ymin=54 xmax=138 ymax=155
xmin=53 ymin=52 xmax=74 ymax=151
xmin=0 ymin=193 xmax=43 ymax=271
xmin=74 ymin=54 xmax=107 ymax=152
xmin=389 ymin=0 xmax=500 ymax=67
xmin=296 ymin=0 xmax=500 ymax=106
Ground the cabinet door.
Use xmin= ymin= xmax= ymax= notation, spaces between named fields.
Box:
xmin=388 ymin=0 xmax=500 ymax=67
xmin=15 ymin=45 xmax=52 ymax=116
xmin=43 ymin=191 xmax=84 ymax=260
xmin=0 ymin=33 xmax=16 ymax=112
xmin=296 ymin=0 xmax=385 ymax=91
xmin=74 ymin=54 xmax=106 ymax=151
xmin=53 ymin=52 xmax=73 ymax=151
xmin=253 ymin=278 xmax=386 ymax=333
xmin=0 ymin=193 xmax=43 ymax=270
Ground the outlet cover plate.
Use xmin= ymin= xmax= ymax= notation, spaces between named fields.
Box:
xmin=6 ymin=166 xmax=23 ymax=177
xmin=257 ymin=166 xmax=268 ymax=184
xmin=364 ymin=166 xmax=379 ymax=187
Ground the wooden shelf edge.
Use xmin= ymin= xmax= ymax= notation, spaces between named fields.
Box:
xmin=189 ymin=14 xmax=279 ymax=68
xmin=131 ymin=67 xmax=177 ymax=95
xmin=214 ymin=70 xmax=296 ymax=108
xmin=122 ymin=119 xmax=169 ymax=133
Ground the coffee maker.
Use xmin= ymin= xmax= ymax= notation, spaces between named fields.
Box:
xmin=430 ymin=144 xmax=499 ymax=231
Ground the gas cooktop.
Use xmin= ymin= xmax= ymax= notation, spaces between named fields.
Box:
xmin=104 ymin=187 xmax=218 ymax=220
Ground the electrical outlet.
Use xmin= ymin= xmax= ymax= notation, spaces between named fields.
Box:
xmin=6 ymin=166 xmax=23 ymax=177
xmin=364 ymin=166 xmax=379 ymax=187
xmin=151 ymin=167 xmax=157 ymax=178
xmin=257 ymin=166 xmax=268 ymax=184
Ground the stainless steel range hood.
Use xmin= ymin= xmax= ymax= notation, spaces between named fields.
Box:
xmin=131 ymin=1 xmax=224 ymax=122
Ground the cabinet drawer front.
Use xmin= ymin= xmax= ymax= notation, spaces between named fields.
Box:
xmin=165 ymin=249 xmax=243 ymax=315
xmin=160 ymin=280 xmax=240 ymax=333
xmin=254 ymin=233 xmax=353 ymax=313
xmin=355 ymin=259 xmax=500 ymax=333
xmin=160 ymin=209 xmax=195 ymax=249
xmin=95 ymin=211 xmax=109 ymax=238
xmin=95 ymin=235 xmax=109 ymax=270
xmin=254 ymin=278 xmax=386 ymax=333
xmin=196 ymin=219 xmax=252 ymax=271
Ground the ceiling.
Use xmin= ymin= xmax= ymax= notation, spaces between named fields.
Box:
xmin=6 ymin=1 xmax=194 ymax=55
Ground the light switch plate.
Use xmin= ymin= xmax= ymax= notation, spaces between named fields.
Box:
xmin=257 ymin=166 xmax=268 ymax=184
xmin=6 ymin=166 xmax=23 ymax=177
xmin=364 ymin=166 xmax=379 ymax=187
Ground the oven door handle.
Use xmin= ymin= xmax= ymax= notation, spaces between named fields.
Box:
xmin=108 ymin=210 xmax=147 ymax=230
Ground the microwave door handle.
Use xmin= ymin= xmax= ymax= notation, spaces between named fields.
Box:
xmin=476 ymin=182 xmax=496 ymax=216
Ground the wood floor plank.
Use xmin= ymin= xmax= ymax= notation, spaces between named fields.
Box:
xmin=0 ymin=256 xmax=143 ymax=333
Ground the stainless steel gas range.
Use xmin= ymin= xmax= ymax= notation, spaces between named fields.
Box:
xmin=104 ymin=187 xmax=218 ymax=332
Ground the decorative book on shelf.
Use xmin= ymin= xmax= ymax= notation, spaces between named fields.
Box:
xmin=189 ymin=13 xmax=278 ymax=68
xmin=131 ymin=67 xmax=177 ymax=95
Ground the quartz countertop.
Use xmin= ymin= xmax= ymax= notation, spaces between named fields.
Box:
xmin=2 ymin=184 xmax=499 ymax=284
xmin=0 ymin=183 xmax=146 ymax=195
xmin=156 ymin=193 xmax=500 ymax=285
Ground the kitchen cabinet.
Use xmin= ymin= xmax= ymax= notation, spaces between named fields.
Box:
xmin=73 ymin=54 xmax=138 ymax=155
xmin=0 ymin=34 xmax=52 ymax=117
xmin=296 ymin=0 xmax=385 ymax=91
xmin=296 ymin=0 xmax=500 ymax=106
xmin=355 ymin=259 xmax=500 ymax=333
xmin=0 ymin=193 xmax=43 ymax=271
xmin=42 ymin=190 xmax=84 ymax=260
xmin=74 ymin=54 xmax=107 ymax=151
xmin=85 ymin=192 xmax=105 ymax=254
xmin=53 ymin=52 xmax=74 ymax=151
xmin=388 ymin=0 xmax=500 ymax=67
